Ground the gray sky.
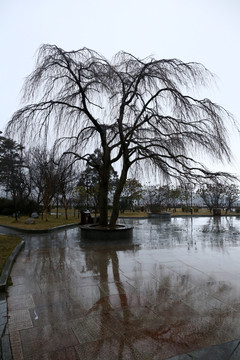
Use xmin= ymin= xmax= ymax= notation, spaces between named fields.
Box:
xmin=1 ymin=0 xmax=240 ymax=176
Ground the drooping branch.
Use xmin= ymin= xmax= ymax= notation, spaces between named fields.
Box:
xmin=6 ymin=44 xmax=238 ymax=226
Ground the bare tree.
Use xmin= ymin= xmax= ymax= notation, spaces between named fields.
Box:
xmin=224 ymin=183 xmax=240 ymax=214
xmin=6 ymin=44 xmax=236 ymax=227
xmin=55 ymin=155 xmax=77 ymax=220
xmin=120 ymin=178 xmax=142 ymax=212
xmin=26 ymin=147 xmax=58 ymax=220
xmin=0 ymin=136 xmax=31 ymax=219
xmin=197 ymin=181 xmax=226 ymax=212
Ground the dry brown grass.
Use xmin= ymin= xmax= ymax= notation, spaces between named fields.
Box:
xmin=171 ymin=208 xmax=212 ymax=216
xmin=0 ymin=234 xmax=21 ymax=275
xmin=0 ymin=214 xmax=80 ymax=231
xmin=118 ymin=211 xmax=148 ymax=217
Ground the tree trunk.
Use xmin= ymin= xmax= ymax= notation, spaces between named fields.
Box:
xmin=98 ymin=140 xmax=111 ymax=227
xmin=98 ymin=175 xmax=109 ymax=227
xmin=62 ymin=195 xmax=68 ymax=220
xmin=45 ymin=201 xmax=48 ymax=221
xmin=110 ymin=167 xmax=128 ymax=227
xmin=98 ymin=158 xmax=111 ymax=227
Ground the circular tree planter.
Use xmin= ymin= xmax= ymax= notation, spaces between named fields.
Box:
xmin=80 ymin=224 xmax=133 ymax=240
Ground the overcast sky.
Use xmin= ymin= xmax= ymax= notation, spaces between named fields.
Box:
xmin=1 ymin=0 xmax=240 ymax=177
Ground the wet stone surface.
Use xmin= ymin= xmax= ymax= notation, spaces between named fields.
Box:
xmin=3 ymin=216 xmax=240 ymax=359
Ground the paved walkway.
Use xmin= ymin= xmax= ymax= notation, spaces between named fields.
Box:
xmin=4 ymin=218 xmax=240 ymax=359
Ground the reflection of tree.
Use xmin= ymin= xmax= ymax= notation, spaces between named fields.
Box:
xmin=202 ymin=217 xmax=223 ymax=233
xmin=34 ymin=232 xmax=71 ymax=285
xmin=202 ymin=216 xmax=240 ymax=234
xmin=79 ymin=244 xmax=146 ymax=358
xmin=79 ymin=242 xmax=197 ymax=359
xmin=200 ymin=217 xmax=240 ymax=251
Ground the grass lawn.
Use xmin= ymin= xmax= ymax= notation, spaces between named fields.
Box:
xmin=0 ymin=234 xmax=21 ymax=276
xmin=0 ymin=213 xmax=80 ymax=231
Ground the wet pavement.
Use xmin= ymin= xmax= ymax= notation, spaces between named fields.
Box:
xmin=4 ymin=216 xmax=240 ymax=359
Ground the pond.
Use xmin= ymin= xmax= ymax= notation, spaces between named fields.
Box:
xmin=4 ymin=216 xmax=240 ymax=359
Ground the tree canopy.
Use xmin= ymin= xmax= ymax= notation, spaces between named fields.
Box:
xmin=6 ymin=44 xmax=236 ymax=226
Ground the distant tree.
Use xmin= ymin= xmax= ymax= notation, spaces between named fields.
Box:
xmin=53 ymin=154 xmax=77 ymax=220
xmin=120 ymin=178 xmax=142 ymax=212
xmin=72 ymin=185 xmax=87 ymax=216
xmin=223 ymin=183 xmax=240 ymax=214
xmin=0 ymin=135 xmax=30 ymax=218
xmin=166 ymin=186 xmax=181 ymax=211
xmin=199 ymin=181 xmax=240 ymax=214
xmin=197 ymin=181 xmax=226 ymax=212
xmin=179 ymin=180 xmax=194 ymax=208
xmin=144 ymin=185 xmax=158 ymax=211
xmin=144 ymin=185 xmax=170 ymax=212
xmin=26 ymin=147 xmax=58 ymax=220
xmin=7 ymin=45 xmax=236 ymax=227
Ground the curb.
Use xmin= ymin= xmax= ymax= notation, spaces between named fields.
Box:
xmin=0 ymin=317 xmax=12 ymax=360
xmin=0 ymin=241 xmax=25 ymax=291
xmin=0 ymin=240 xmax=24 ymax=360
xmin=0 ymin=223 xmax=80 ymax=234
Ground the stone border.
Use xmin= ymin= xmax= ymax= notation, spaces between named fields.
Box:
xmin=0 ymin=240 xmax=25 ymax=291
xmin=80 ymin=224 xmax=133 ymax=240
xmin=0 ymin=240 xmax=24 ymax=360
xmin=0 ymin=222 xmax=80 ymax=234
xmin=0 ymin=294 xmax=12 ymax=360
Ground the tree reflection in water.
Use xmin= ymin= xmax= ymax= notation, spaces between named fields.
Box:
xmin=79 ymin=241 xmax=143 ymax=358
xmin=77 ymin=239 xmax=209 ymax=359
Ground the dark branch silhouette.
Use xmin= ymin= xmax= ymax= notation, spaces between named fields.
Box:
xmin=6 ymin=44 xmax=237 ymax=226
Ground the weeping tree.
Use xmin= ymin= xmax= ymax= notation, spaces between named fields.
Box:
xmin=6 ymin=44 xmax=236 ymax=227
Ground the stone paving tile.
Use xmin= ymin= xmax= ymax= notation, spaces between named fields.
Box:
xmin=142 ymin=287 xmax=199 ymax=321
xmin=207 ymin=271 xmax=240 ymax=282
xmin=96 ymin=311 xmax=133 ymax=336
xmin=98 ymin=279 xmax=136 ymax=296
xmin=20 ymin=322 xmax=79 ymax=358
xmin=24 ymin=345 xmax=80 ymax=360
xmin=8 ymin=293 xmax=35 ymax=311
xmin=108 ymin=306 xmax=158 ymax=334
xmin=125 ymin=328 xmax=190 ymax=360
xmin=75 ymin=337 xmax=145 ymax=360
xmin=107 ymin=292 xmax=150 ymax=310
xmin=72 ymin=316 xmax=113 ymax=344
xmin=8 ymin=309 xmax=33 ymax=332
xmin=10 ymin=275 xmax=27 ymax=286
xmin=209 ymin=311 xmax=240 ymax=340
xmin=211 ymin=280 xmax=240 ymax=307
xmin=177 ymin=285 xmax=233 ymax=316
xmin=31 ymin=289 xmax=69 ymax=309
xmin=7 ymin=282 xmax=41 ymax=297
xmin=10 ymin=330 xmax=24 ymax=360
xmin=29 ymin=303 xmax=78 ymax=327
xmin=169 ymin=315 xmax=232 ymax=352
xmin=68 ymin=284 xmax=102 ymax=314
